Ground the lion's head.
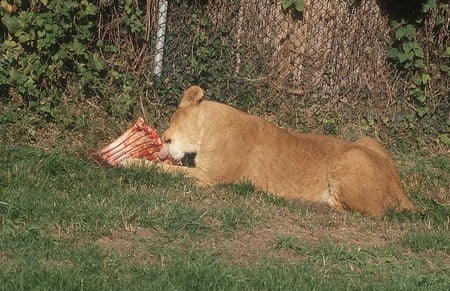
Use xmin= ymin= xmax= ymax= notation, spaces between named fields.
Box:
xmin=158 ymin=86 xmax=205 ymax=161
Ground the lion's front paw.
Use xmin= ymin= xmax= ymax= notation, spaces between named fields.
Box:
xmin=119 ymin=157 xmax=157 ymax=168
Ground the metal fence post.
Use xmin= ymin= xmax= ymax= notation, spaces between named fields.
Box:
xmin=154 ymin=0 xmax=168 ymax=77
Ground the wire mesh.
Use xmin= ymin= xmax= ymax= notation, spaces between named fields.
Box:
xmin=153 ymin=0 xmax=395 ymax=102
xmin=136 ymin=0 xmax=448 ymax=110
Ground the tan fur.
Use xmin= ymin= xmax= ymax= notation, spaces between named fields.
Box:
xmin=131 ymin=86 xmax=417 ymax=216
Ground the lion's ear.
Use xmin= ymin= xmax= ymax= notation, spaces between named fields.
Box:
xmin=179 ymin=86 xmax=204 ymax=107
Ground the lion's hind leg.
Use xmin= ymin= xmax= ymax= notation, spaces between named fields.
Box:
xmin=332 ymin=147 xmax=403 ymax=216
xmin=354 ymin=138 xmax=418 ymax=213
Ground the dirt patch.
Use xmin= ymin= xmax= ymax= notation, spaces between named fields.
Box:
xmin=0 ymin=251 xmax=10 ymax=267
xmin=96 ymin=226 xmax=167 ymax=266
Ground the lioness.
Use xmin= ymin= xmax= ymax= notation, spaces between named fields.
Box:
xmin=130 ymin=86 xmax=417 ymax=216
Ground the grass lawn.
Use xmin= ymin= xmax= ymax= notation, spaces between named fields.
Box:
xmin=0 ymin=144 xmax=449 ymax=290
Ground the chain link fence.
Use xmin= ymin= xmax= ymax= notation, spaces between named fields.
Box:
xmin=156 ymin=0 xmax=393 ymax=101
xmin=98 ymin=0 xmax=447 ymax=104
xmin=97 ymin=0 xmax=448 ymax=138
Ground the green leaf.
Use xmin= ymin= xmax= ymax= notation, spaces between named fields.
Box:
xmin=28 ymin=100 xmax=38 ymax=108
xmin=398 ymin=52 xmax=412 ymax=63
xmin=295 ymin=0 xmax=305 ymax=12
xmin=56 ymin=49 xmax=67 ymax=60
xmin=417 ymin=94 xmax=426 ymax=103
xmin=82 ymin=0 xmax=97 ymax=16
xmin=440 ymin=65 xmax=450 ymax=75
xmin=387 ymin=48 xmax=399 ymax=59
xmin=1 ymin=15 xmax=20 ymax=33
xmin=92 ymin=53 xmax=106 ymax=71
xmin=395 ymin=28 xmax=405 ymax=40
xmin=436 ymin=134 xmax=450 ymax=146
xmin=18 ymin=32 xmax=31 ymax=43
xmin=414 ymin=46 xmax=424 ymax=58
xmin=412 ymin=76 xmax=422 ymax=86
xmin=416 ymin=106 xmax=428 ymax=118
xmin=281 ymin=0 xmax=293 ymax=11
xmin=414 ymin=59 xmax=424 ymax=69
xmin=39 ymin=105 xmax=52 ymax=115
xmin=422 ymin=0 xmax=436 ymax=13
xmin=436 ymin=15 xmax=444 ymax=26
xmin=68 ymin=39 xmax=85 ymax=56
xmin=23 ymin=62 xmax=32 ymax=74
xmin=3 ymin=39 xmax=20 ymax=51
xmin=402 ymin=42 xmax=413 ymax=54
xmin=404 ymin=24 xmax=416 ymax=38
xmin=421 ymin=73 xmax=430 ymax=85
